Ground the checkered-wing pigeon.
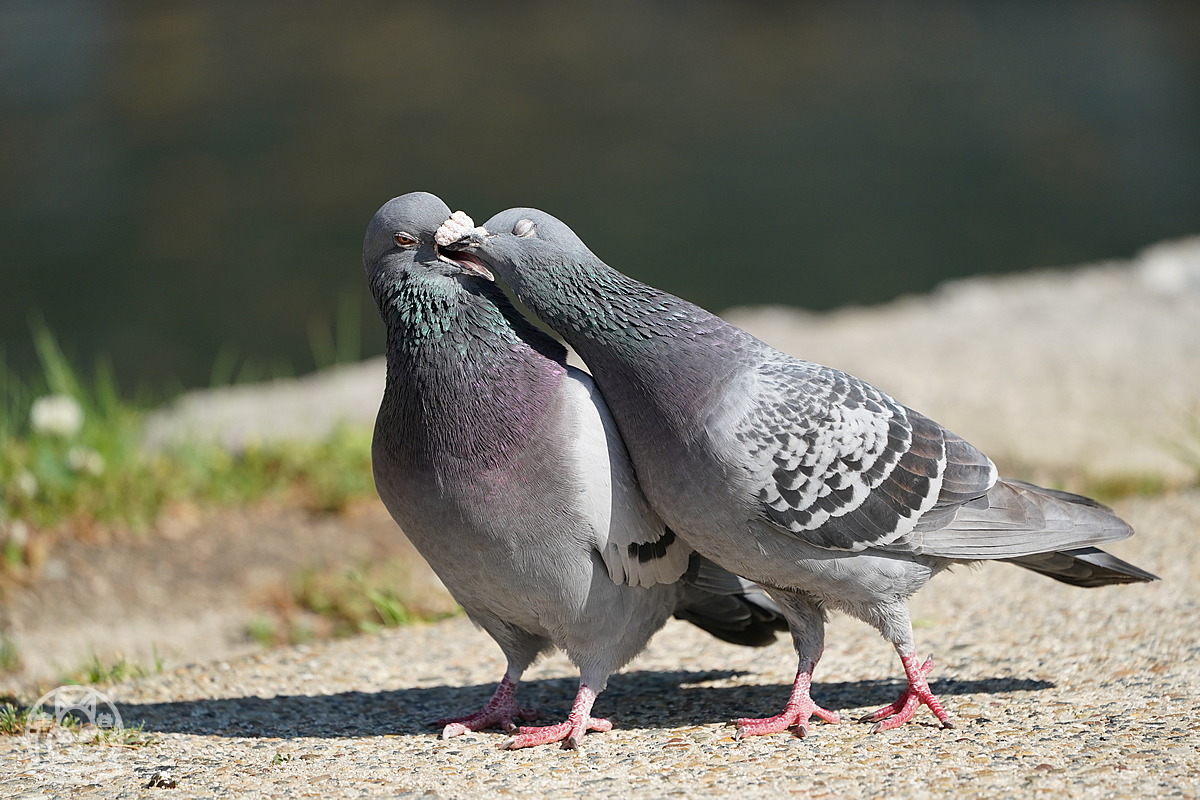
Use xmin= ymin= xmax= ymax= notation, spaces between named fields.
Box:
xmin=438 ymin=206 xmax=1158 ymax=737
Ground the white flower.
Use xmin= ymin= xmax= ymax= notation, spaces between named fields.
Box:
xmin=13 ymin=470 xmax=38 ymax=498
xmin=67 ymin=446 xmax=106 ymax=476
xmin=5 ymin=520 xmax=28 ymax=547
xmin=30 ymin=394 xmax=84 ymax=438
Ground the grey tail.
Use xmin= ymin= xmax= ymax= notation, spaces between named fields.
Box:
xmin=1003 ymin=546 xmax=1160 ymax=588
xmin=674 ymin=555 xmax=788 ymax=647
xmin=913 ymin=478 xmax=1137 ymax=560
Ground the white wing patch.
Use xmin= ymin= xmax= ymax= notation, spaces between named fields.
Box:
xmin=562 ymin=367 xmax=690 ymax=588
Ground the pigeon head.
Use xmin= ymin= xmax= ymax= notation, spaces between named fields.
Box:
xmin=437 ymin=207 xmax=599 ymax=299
xmin=363 ymin=192 xmax=494 ymax=299
xmin=367 ymin=195 xmax=568 ymax=363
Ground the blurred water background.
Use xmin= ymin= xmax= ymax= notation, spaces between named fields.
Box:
xmin=2 ymin=0 xmax=1198 ymax=393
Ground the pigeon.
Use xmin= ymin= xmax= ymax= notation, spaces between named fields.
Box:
xmin=364 ymin=193 xmax=785 ymax=750
xmin=438 ymin=206 xmax=1159 ymax=737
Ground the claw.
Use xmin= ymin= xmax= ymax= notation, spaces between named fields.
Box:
xmin=732 ymin=667 xmax=839 ymax=739
xmin=500 ymin=684 xmax=611 ymax=750
xmin=862 ymin=654 xmax=954 ymax=732
xmin=434 ymin=675 xmax=537 ymax=738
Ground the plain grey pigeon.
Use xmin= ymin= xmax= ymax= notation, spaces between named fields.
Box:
xmin=437 ymin=207 xmax=1159 ymax=737
xmin=365 ymin=193 xmax=785 ymax=749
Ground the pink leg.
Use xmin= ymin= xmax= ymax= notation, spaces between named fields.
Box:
xmin=500 ymin=684 xmax=612 ymax=750
xmin=860 ymin=652 xmax=955 ymax=732
xmin=734 ymin=667 xmax=840 ymax=739
xmin=438 ymin=674 xmax=538 ymax=739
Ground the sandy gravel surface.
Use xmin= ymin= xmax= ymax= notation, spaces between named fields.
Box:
xmin=0 ymin=502 xmax=455 ymax=691
xmin=3 ymin=490 xmax=1196 ymax=798
xmin=5 ymin=239 xmax=1200 ymax=797
xmin=142 ymin=359 xmax=386 ymax=452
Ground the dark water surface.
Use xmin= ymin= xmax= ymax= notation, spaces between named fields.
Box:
xmin=3 ymin=1 xmax=1199 ymax=391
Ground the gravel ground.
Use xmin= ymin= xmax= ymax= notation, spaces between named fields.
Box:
xmin=142 ymin=360 xmax=385 ymax=452
xmin=4 ymin=490 xmax=1196 ymax=798
xmin=5 ymin=239 xmax=1200 ymax=797
xmin=0 ymin=502 xmax=456 ymax=690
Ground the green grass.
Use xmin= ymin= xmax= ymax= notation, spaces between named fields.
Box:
xmin=0 ymin=697 xmax=27 ymax=734
xmin=249 ymin=560 xmax=461 ymax=645
xmin=0 ymin=695 xmax=156 ymax=747
xmin=61 ymin=649 xmax=164 ymax=686
xmin=1 ymin=322 xmax=377 ymax=576
xmin=1077 ymin=473 xmax=1170 ymax=504
xmin=988 ymin=452 xmax=1192 ymax=506
xmin=88 ymin=721 xmax=157 ymax=748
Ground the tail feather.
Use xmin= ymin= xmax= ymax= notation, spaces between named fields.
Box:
xmin=913 ymin=478 xmax=1134 ymax=560
xmin=1005 ymin=546 xmax=1159 ymax=587
xmin=674 ymin=555 xmax=788 ymax=647
xmin=673 ymin=593 xmax=789 ymax=647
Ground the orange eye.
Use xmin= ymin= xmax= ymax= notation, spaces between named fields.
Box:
xmin=394 ymin=233 xmax=417 ymax=246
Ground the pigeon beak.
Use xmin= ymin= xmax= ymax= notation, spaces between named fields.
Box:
xmin=435 ymin=220 xmax=495 ymax=281
xmin=436 ymin=245 xmax=494 ymax=281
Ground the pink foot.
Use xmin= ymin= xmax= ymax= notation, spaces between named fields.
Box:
xmin=437 ymin=675 xmax=538 ymax=739
xmin=501 ymin=684 xmax=610 ymax=750
xmin=860 ymin=654 xmax=955 ymax=732
xmin=734 ymin=669 xmax=840 ymax=738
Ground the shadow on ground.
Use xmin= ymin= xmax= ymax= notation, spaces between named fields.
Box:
xmin=120 ymin=670 xmax=1052 ymax=739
